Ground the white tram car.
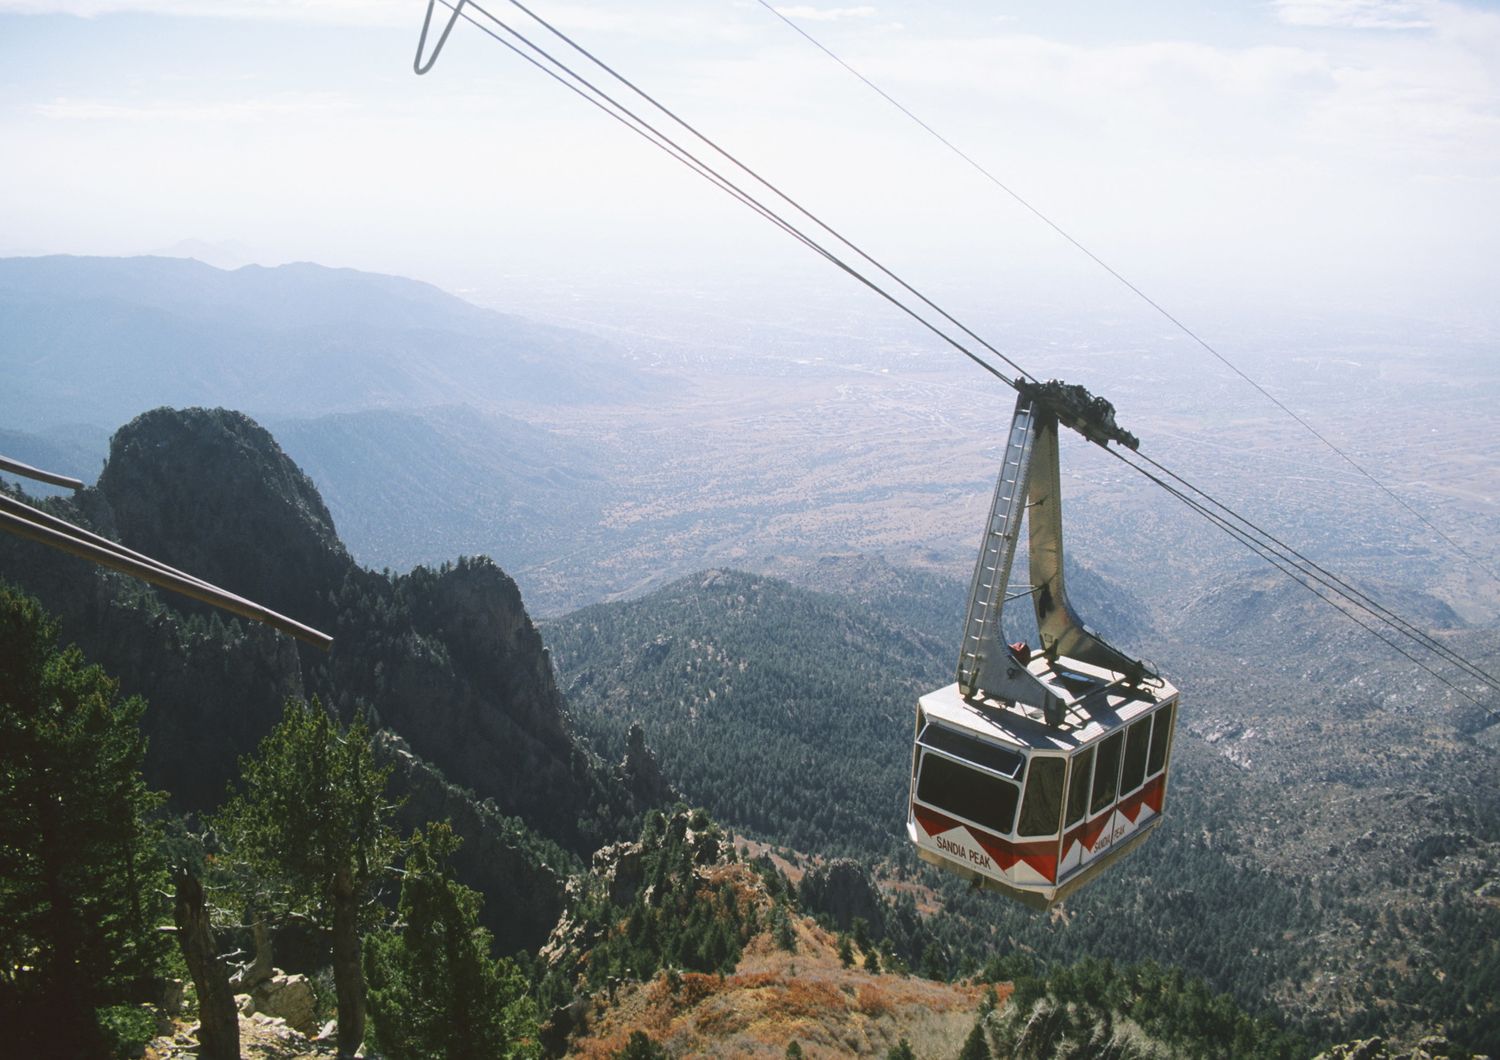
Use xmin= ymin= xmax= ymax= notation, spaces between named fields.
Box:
xmin=907 ymin=382 xmax=1179 ymax=909
xmin=908 ymin=660 xmax=1178 ymax=909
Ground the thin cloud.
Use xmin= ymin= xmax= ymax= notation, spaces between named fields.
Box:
xmin=33 ymin=94 xmax=356 ymax=122
xmin=0 ymin=0 xmax=409 ymax=26
xmin=1272 ymin=0 xmax=1432 ymax=30
xmin=772 ymin=5 xmax=877 ymax=22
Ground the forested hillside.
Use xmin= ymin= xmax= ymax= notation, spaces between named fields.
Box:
xmin=3 ymin=400 xmax=1496 ymax=1056
xmin=546 ymin=569 xmax=946 ymax=855
xmin=547 ymin=567 xmax=1500 ymax=1052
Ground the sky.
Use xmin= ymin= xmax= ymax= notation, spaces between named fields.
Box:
xmin=2 ymin=0 xmax=1497 ymax=332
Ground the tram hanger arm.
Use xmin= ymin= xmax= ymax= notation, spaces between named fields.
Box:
xmin=957 ymin=389 xmax=1154 ymax=725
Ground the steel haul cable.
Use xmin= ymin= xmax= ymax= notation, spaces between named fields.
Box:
xmin=756 ymin=0 xmax=1499 ymax=589
xmin=413 ymin=0 xmax=1499 ymax=708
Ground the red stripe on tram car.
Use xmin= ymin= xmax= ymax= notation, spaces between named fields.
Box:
xmin=1061 ymin=773 xmax=1167 ymax=858
xmin=913 ymin=804 xmax=1060 ymax=883
xmin=1118 ymin=773 xmax=1166 ymax=824
xmin=1063 ymin=812 xmax=1112 ymax=859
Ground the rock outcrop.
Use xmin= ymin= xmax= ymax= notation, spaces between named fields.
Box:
xmin=617 ymin=722 xmax=677 ymax=809
xmin=0 ymin=406 xmax=642 ymax=950
xmin=97 ymin=408 xmax=347 ymax=629
xmin=248 ymin=973 xmax=317 ymax=1036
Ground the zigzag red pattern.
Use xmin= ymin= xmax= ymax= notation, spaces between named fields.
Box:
xmin=1062 ymin=812 xmax=1111 ymax=859
xmin=1060 ymin=774 xmax=1166 ymax=858
xmin=1118 ymin=774 xmax=1166 ymax=823
xmin=912 ymin=805 xmax=1059 ymax=883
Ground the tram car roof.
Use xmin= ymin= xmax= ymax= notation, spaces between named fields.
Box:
xmin=920 ymin=655 xmax=1178 ymax=753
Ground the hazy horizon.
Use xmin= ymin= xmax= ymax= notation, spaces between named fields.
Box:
xmin=3 ymin=0 xmax=1498 ymax=341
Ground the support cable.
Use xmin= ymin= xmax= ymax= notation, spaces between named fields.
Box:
xmin=436 ymin=0 xmax=1014 ymax=387
xmin=1110 ymin=450 xmax=1496 ymax=717
xmin=459 ymin=0 xmax=1036 ymax=384
xmin=1123 ymin=448 xmax=1500 ymax=691
xmin=412 ymin=1 xmax=1499 ymax=705
xmin=757 ymin=0 xmax=1498 ymax=587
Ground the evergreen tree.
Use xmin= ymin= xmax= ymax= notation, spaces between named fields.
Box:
xmin=364 ymin=822 xmax=539 ymax=1059
xmin=614 ymin=1030 xmax=670 ymax=1059
xmin=957 ymin=1017 xmax=992 ymax=1060
xmin=771 ymin=904 xmax=797 ymax=952
xmin=838 ymin=933 xmax=855 ymax=968
xmin=887 ymin=1039 xmax=916 ymax=1060
xmin=922 ymin=941 xmax=948 ymax=982
xmin=852 ymin=916 xmax=871 ymax=952
xmin=0 ymin=583 xmax=168 ymax=1059
xmin=214 ymin=698 xmax=400 ymax=1058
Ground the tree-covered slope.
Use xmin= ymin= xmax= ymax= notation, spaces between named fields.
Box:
xmin=0 ymin=406 xmax=642 ymax=950
xmin=545 ymin=569 xmax=949 ymax=856
xmin=543 ymin=560 xmax=1500 ymax=1052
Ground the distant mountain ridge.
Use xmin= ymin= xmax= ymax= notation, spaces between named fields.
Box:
xmin=269 ymin=404 xmax=614 ymax=576
xmin=1 ymin=402 xmax=620 ymax=589
xmin=0 ymin=255 xmax=663 ymax=430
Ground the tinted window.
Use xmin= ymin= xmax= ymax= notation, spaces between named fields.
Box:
xmin=917 ymin=752 xmax=1020 ymax=835
xmin=917 ymin=724 xmax=1024 ymax=778
xmin=1090 ymin=732 xmax=1123 ymax=816
xmin=1147 ymin=702 xmax=1175 ymax=776
xmin=1120 ymin=719 xmax=1151 ymax=795
xmin=1018 ymin=756 xmax=1066 ymax=837
xmin=1065 ymin=747 xmax=1094 ymax=828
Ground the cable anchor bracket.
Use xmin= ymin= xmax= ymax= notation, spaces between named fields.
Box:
xmin=414 ymin=0 xmax=468 ymax=75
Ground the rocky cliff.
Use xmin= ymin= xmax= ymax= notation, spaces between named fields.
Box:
xmin=0 ymin=405 xmax=653 ymax=946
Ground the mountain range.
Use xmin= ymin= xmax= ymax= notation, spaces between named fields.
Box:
xmin=0 ymin=254 xmax=662 ymax=432
xmin=3 ymin=254 xmax=1498 ymax=1054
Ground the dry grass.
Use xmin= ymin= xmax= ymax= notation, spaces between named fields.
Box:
xmin=567 ymin=913 xmax=1000 ymax=1058
xmin=731 ymin=834 xmax=820 ymax=886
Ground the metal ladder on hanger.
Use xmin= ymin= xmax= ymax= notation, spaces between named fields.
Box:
xmin=957 ymin=397 xmax=1037 ymax=698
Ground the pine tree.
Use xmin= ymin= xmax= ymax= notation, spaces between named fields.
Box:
xmin=771 ymin=904 xmax=797 ymax=952
xmin=614 ymin=1030 xmax=669 ymax=1059
xmin=838 ymin=933 xmax=856 ymax=968
xmin=364 ymin=822 xmax=539 ymax=1059
xmin=214 ymin=699 xmax=400 ymax=1058
xmin=957 ymin=1017 xmax=992 ymax=1060
xmin=0 ymin=583 xmax=169 ymax=1059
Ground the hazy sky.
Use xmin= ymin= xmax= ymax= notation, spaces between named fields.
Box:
xmin=2 ymin=0 xmax=1497 ymax=330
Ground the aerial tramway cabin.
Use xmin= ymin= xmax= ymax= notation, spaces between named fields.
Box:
xmin=907 ymin=381 xmax=1179 ymax=909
